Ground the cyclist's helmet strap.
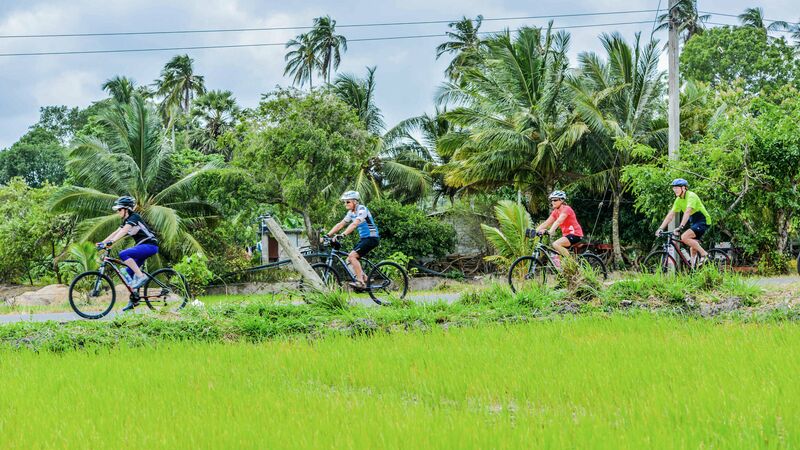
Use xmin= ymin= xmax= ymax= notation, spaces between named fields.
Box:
xmin=671 ymin=178 xmax=689 ymax=187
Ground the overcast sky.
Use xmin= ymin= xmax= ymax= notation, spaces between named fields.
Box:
xmin=0 ymin=0 xmax=796 ymax=149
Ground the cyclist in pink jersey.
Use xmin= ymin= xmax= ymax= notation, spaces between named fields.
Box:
xmin=534 ymin=190 xmax=584 ymax=260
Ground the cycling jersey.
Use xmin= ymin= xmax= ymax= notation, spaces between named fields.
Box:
xmin=549 ymin=205 xmax=584 ymax=237
xmin=122 ymin=213 xmax=158 ymax=245
xmin=343 ymin=204 xmax=379 ymax=238
xmin=671 ymin=191 xmax=712 ymax=225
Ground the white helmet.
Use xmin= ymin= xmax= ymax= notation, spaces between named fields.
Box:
xmin=340 ymin=190 xmax=361 ymax=201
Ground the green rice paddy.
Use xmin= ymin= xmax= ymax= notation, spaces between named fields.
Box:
xmin=1 ymin=314 xmax=797 ymax=449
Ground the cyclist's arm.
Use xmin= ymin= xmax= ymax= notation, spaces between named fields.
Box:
xmin=326 ymin=221 xmax=347 ymax=237
xmin=102 ymin=224 xmax=132 ymax=245
xmin=678 ymin=207 xmax=694 ymax=229
xmin=657 ymin=211 xmax=676 ymax=231
xmin=536 ymin=216 xmax=555 ymax=233
xmin=549 ymin=213 xmax=568 ymax=234
xmin=342 ymin=218 xmax=363 ymax=236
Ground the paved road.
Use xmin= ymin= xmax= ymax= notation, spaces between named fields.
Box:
xmin=0 ymin=292 xmax=462 ymax=325
xmin=2 ymin=275 xmax=796 ymax=325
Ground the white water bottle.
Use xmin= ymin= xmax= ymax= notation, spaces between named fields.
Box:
xmin=680 ymin=248 xmax=690 ymax=262
xmin=121 ymin=271 xmax=134 ymax=286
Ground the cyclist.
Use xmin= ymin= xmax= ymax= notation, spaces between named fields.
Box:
xmin=534 ymin=190 xmax=584 ymax=267
xmin=655 ymin=178 xmax=711 ymax=267
xmin=96 ymin=196 xmax=159 ymax=309
xmin=323 ymin=191 xmax=380 ymax=289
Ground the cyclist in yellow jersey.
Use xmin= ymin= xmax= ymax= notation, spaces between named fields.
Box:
xmin=655 ymin=179 xmax=712 ymax=267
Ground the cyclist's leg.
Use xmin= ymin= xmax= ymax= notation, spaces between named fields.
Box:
xmin=552 ymin=236 xmax=572 ymax=258
xmin=680 ymin=228 xmax=707 ymax=261
xmin=348 ymin=238 xmax=379 ymax=284
xmin=120 ymin=244 xmax=158 ymax=277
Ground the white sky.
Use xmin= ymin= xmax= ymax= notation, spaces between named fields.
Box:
xmin=0 ymin=0 xmax=796 ymax=148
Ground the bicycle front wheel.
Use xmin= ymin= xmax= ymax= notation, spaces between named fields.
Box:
xmin=641 ymin=251 xmax=677 ymax=274
xmin=508 ymin=256 xmax=555 ymax=293
xmin=367 ymin=261 xmax=408 ymax=305
xmin=69 ymin=271 xmax=116 ymax=319
xmin=143 ymin=268 xmax=191 ymax=313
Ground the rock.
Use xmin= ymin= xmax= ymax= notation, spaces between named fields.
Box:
xmin=620 ymin=300 xmax=634 ymax=308
xmin=700 ymin=296 xmax=742 ymax=317
xmin=11 ymin=284 xmax=70 ymax=306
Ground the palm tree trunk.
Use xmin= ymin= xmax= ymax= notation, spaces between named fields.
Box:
xmin=612 ymin=190 xmax=623 ymax=268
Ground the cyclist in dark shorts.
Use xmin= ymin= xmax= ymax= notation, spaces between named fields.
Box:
xmin=97 ymin=196 xmax=159 ymax=309
xmin=534 ymin=190 xmax=584 ymax=267
xmin=323 ymin=190 xmax=380 ymax=289
xmin=656 ymin=178 xmax=711 ymax=267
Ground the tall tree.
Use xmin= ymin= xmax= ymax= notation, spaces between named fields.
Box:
xmin=569 ymin=32 xmax=666 ymax=264
xmin=738 ymin=7 xmax=789 ymax=32
xmin=49 ymin=94 xmax=220 ymax=257
xmin=284 ymin=32 xmax=319 ymax=89
xmin=436 ymin=15 xmax=484 ymax=81
xmin=188 ymin=90 xmax=241 ymax=160
xmin=655 ymin=0 xmax=709 ymax=43
xmin=436 ymin=25 xmax=586 ymax=207
xmin=311 ymin=15 xmax=347 ymax=83
xmin=154 ymin=54 xmax=206 ymax=115
xmin=102 ymin=76 xmax=137 ymax=104
xmin=332 ymin=66 xmax=384 ymax=134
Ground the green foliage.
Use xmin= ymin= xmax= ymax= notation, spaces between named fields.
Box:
xmin=367 ymin=198 xmax=455 ymax=260
xmin=681 ymin=26 xmax=799 ymax=95
xmin=233 ymin=88 xmax=375 ymax=237
xmin=173 ymin=253 xmax=215 ymax=293
xmin=0 ymin=127 xmax=68 ymax=187
xmin=68 ymin=242 xmax=99 ymax=273
xmin=480 ymin=200 xmax=533 ymax=268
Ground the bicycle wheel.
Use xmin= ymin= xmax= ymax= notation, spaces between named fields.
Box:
xmin=69 ymin=271 xmax=116 ymax=319
xmin=508 ymin=256 xmax=556 ymax=293
xmin=579 ymin=253 xmax=608 ymax=280
xmin=309 ymin=263 xmax=341 ymax=288
xmin=640 ymin=251 xmax=677 ymax=274
xmin=366 ymin=261 xmax=408 ymax=305
xmin=706 ymin=249 xmax=732 ymax=272
xmin=143 ymin=268 xmax=190 ymax=313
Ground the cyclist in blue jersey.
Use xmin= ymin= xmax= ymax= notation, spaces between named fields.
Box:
xmin=324 ymin=190 xmax=380 ymax=289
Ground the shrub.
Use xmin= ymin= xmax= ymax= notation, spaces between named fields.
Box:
xmin=173 ymin=253 xmax=215 ymax=294
xmin=368 ymin=199 xmax=456 ymax=260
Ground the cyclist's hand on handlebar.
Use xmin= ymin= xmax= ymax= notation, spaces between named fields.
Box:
xmin=96 ymin=241 xmax=112 ymax=250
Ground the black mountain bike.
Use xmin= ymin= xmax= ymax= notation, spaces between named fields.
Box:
xmin=508 ymin=232 xmax=607 ymax=293
xmin=310 ymin=236 xmax=408 ymax=305
xmin=641 ymin=231 xmax=731 ymax=273
xmin=68 ymin=248 xmax=191 ymax=319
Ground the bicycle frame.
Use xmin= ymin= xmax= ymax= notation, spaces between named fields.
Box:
xmin=94 ymin=250 xmax=169 ymax=300
xmin=316 ymin=239 xmax=378 ymax=282
xmin=658 ymin=231 xmax=693 ymax=267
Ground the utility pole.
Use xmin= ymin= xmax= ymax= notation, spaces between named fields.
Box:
xmin=667 ymin=0 xmax=682 ymax=266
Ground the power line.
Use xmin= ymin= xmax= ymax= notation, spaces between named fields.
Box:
xmin=0 ymin=9 xmax=659 ymax=39
xmin=0 ymin=20 xmax=656 ymax=57
xmin=701 ymin=11 xmax=799 ymax=27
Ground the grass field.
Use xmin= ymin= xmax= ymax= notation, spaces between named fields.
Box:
xmin=1 ymin=314 xmax=798 ymax=449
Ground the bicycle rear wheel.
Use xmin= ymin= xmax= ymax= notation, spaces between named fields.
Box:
xmin=640 ymin=251 xmax=677 ymax=274
xmin=143 ymin=268 xmax=190 ymax=313
xmin=579 ymin=253 xmax=608 ymax=280
xmin=69 ymin=271 xmax=116 ymax=319
xmin=366 ymin=261 xmax=408 ymax=305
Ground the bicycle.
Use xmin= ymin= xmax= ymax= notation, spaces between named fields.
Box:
xmin=640 ymin=231 xmax=731 ymax=274
xmin=68 ymin=248 xmax=191 ymax=319
xmin=309 ymin=236 xmax=409 ymax=305
xmin=508 ymin=232 xmax=608 ymax=293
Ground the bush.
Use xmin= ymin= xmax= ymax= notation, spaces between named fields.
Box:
xmin=368 ymin=199 xmax=456 ymax=260
xmin=173 ymin=254 xmax=215 ymax=294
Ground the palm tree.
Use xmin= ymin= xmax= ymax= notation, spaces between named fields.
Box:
xmin=49 ymin=94 xmax=221 ymax=258
xmin=332 ymin=67 xmax=385 ymax=135
xmin=655 ymin=0 xmax=710 ymax=43
xmin=383 ymin=110 xmax=458 ymax=206
xmin=436 ymin=15 xmax=484 ymax=81
xmin=154 ymin=54 xmax=206 ymax=114
xmin=436 ymin=25 xmax=587 ymax=208
xmin=738 ymin=7 xmax=790 ymax=32
xmin=311 ymin=15 xmax=347 ymax=83
xmin=284 ymin=32 xmax=319 ymax=89
xmin=101 ymin=76 xmax=136 ymax=103
xmin=569 ymin=32 xmax=666 ymax=265
xmin=188 ymin=90 xmax=241 ymax=160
